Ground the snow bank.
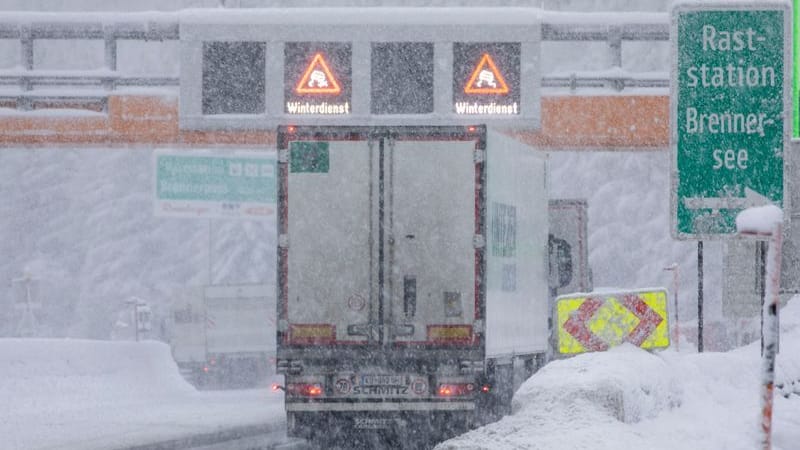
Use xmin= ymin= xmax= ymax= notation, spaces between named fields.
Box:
xmin=437 ymin=345 xmax=681 ymax=450
xmin=0 ymin=339 xmax=195 ymax=406
xmin=437 ymin=297 xmax=800 ymax=450
xmin=0 ymin=339 xmax=283 ymax=450
xmin=513 ymin=344 xmax=680 ymax=423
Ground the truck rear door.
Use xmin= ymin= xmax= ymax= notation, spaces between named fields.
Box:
xmin=281 ymin=139 xmax=373 ymax=346
xmin=278 ymin=127 xmax=484 ymax=351
xmin=388 ymin=139 xmax=479 ymax=346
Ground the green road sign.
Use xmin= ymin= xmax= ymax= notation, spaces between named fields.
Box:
xmin=671 ymin=3 xmax=790 ymax=239
xmin=795 ymin=0 xmax=800 ymax=137
xmin=154 ymin=151 xmax=276 ymax=220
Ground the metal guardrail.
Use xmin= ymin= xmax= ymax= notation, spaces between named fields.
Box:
xmin=0 ymin=13 xmax=180 ymax=110
xmin=0 ymin=12 xmax=671 ymax=111
xmin=541 ymin=22 xmax=670 ymax=90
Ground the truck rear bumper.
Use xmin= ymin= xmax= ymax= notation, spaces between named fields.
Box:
xmin=286 ymin=401 xmax=475 ymax=412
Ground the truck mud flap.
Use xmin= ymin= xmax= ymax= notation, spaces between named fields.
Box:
xmin=288 ymin=410 xmax=474 ymax=448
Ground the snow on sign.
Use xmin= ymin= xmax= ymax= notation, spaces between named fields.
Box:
xmin=154 ymin=151 xmax=276 ymax=220
xmin=671 ymin=2 xmax=791 ymax=239
xmin=555 ymin=289 xmax=670 ymax=355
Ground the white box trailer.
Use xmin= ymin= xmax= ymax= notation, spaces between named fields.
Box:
xmin=548 ymin=198 xmax=592 ymax=298
xmin=275 ymin=126 xmax=551 ymax=443
xmin=170 ymin=284 xmax=276 ymax=388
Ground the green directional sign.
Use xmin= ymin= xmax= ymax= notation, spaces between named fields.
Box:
xmin=154 ymin=151 xmax=276 ymax=220
xmin=672 ymin=3 xmax=790 ymax=239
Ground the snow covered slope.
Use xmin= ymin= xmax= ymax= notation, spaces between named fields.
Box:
xmin=549 ymin=150 xmax=723 ymax=324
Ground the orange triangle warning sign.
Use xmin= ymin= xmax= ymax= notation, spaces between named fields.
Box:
xmin=464 ymin=53 xmax=509 ymax=95
xmin=295 ymin=53 xmax=342 ymax=95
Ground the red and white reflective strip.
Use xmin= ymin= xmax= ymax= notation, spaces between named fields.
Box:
xmin=759 ymin=222 xmax=782 ymax=450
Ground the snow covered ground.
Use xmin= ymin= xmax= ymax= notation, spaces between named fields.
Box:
xmin=444 ymin=296 xmax=800 ymax=450
xmin=3 ymin=298 xmax=799 ymax=449
xmin=0 ymin=338 xmax=284 ymax=450
xmin=0 ymin=0 xmax=794 ymax=448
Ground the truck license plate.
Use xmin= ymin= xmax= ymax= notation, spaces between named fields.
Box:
xmin=333 ymin=374 xmax=429 ymax=398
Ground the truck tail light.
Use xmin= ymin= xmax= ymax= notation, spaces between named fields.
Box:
xmin=289 ymin=324 xmax=336 ymax=344
xmin=437 ymin=383 xmax=476 ymax=397
xmin=287 ymin=382 xmax=324 ymax=397
xmin=427 ymin=325 xmax=472 ymax=344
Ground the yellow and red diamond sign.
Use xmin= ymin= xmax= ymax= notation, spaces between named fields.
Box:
xmin=555 ymin=289 xmax=670 ymax=355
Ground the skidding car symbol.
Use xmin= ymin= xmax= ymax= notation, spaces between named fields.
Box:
xmin=476 ymin=69 xmax=497 ymax=88
xmin=308 ymin=70 xmax=329 ymax=88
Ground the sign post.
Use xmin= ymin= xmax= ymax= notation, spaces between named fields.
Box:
xmin=12 ymin=273 xmax=40 ymax=338
xmin=736 ymin=205 xmax=784 ymax=450
xmin=663 ymin=263 xmax=680 ymax=351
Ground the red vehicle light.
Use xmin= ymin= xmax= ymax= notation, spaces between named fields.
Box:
xmin=437 ymin=383 xmax=476 ymax=397
xmin=287 ymin=383 xmax=324 ymax=397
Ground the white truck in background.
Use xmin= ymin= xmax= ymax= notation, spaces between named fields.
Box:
xmin=275 ymin=126 xmax=563 ymax=445
xmin=548 ymin=198 xmax=592 ymax=298
xmin=170 ymin=284 xmax=276 ymax=389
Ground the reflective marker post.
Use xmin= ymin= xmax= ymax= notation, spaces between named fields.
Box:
xmin=737 ymin=210 xmax=783 ymax=450
xmin=759 ymin=222 xmax=782 ymax=450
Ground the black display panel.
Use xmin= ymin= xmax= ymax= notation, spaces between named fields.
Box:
xmin=202 ymin=41 xmax=265 ymax=115
xmin=371 ymin=42 xmax=434 ymax=115
xmin=284 ymin=42 xmax=352 ymax=115
xmin=453 ymin=42 xmax=520 ymax=115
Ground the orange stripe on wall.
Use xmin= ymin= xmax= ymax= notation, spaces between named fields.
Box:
xmin=0 ymin=94 xmax=669 ymax=149
xmin=517 ymin=95 xmax=670 ymax=150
